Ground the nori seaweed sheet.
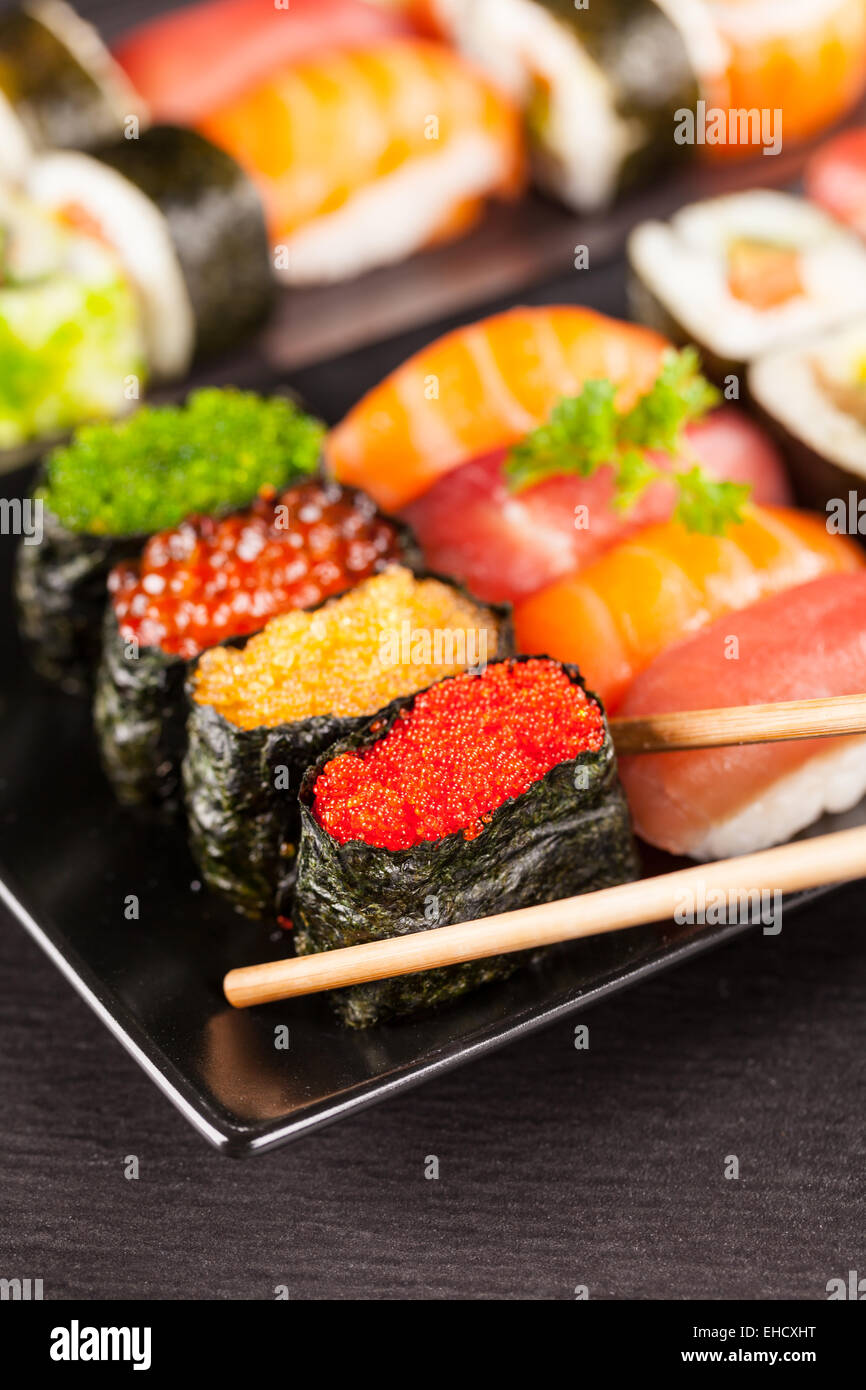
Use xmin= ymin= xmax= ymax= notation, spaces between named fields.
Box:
xmin=183 ymin=583 xmax=514 ymax=920
xmin=293 ymin=658 xmax=639 ymax=1028
xmin=533 ymin=0 xmax=697 ymax=199
xmin=0 ymin=4 xmax=128 ymax=156
xmin=94 ymin=513 xmax=423 ymax=812
xmin=90 ymin=125 xmax=274 ymax=362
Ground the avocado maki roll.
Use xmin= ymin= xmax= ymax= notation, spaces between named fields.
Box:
xmin=628 ymin=191 xmax=866 ymax=384
xmin=748 ymin=319 xmax=866 ymax=517
xmin=95 ymin=480 xmax=416 ymax=811
xmin=0 ymin=184 xmax=145 ymax=457
xmin=14 ymin=389 xmax=324 ymax=692
xmin=0 ymin=1 xmax=141 ymax=180
xmin=184 ymin=565 xmax=512 ymax=919
xmin=28 ymin=124 xmax=274 ymax=378
xmin=294 ymin=655 xmax=637 ymax=1027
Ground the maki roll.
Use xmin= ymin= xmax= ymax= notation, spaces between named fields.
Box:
xmin=184 ymin=566 xmax=512 ymax=918
xmin=95 ymin=481 xmax=415 ymax=811
xmin=0 ymin=185 xmax=144 ymax=456
xmin=294 ymin=656 xmax=637 ymax=1027
xmin=14 ymin=389 xmax=324 ymax=692
xmin=748 ymin=319 xmax=866 ymax=515
xmin=628 ymin=191 xmax=866 ymax=383
xmin=0 ymin=0 xmax=142 ymax=180
xmin=28 ymin=124 xmax=274 ymax=377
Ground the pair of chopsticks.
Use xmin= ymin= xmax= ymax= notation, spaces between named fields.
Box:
xmin=224 ymin=694 xmax=866 ymax=1009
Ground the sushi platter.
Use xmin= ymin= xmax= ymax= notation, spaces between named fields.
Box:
xmin=3 ymin=0 xmax=866 ymax=1153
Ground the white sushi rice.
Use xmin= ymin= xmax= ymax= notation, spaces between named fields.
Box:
xmin=275 ymin=131 xmax=510 ymax=285
xmin=748 ymin=320 xmax=866 ymax=480
xmin=0 ymin=89 xmax=33 ymax=182
xmin=685 ymin=735 xmax=866 ymax=861
xmin=28 ymin=151 xmax=195 ymax=380
xmin=707 ymin=0 xmax=861 ymax=44
xmin=629 ymin=190 xmax=866 ymax=363
xmin=28 ymin=0 xmax=145 ymax=126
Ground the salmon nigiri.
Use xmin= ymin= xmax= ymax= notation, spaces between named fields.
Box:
xmin=618 ymin=573 xmax=866 ymax=860
xmin=513 ymin=507 xmax=864 ymax=711
xmin=806 ymin=127 xmax=866 ymax=239
xmin=328 ymin=306 xmax=669 ymax=510
xmin=198 ymin=38 xmax=525 ymax=284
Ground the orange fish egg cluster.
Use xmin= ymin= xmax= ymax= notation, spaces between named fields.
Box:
xmin=313 ymin=658 xmax=606 ymax=850
xmin=191 ymin=565 xmax=502 ymax=729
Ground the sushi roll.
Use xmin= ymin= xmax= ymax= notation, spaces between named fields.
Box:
xmin=0 ymin=0 xmax=142 ymax=181
xmin=412 ymin=0 xmax=706 ymax=211
xmin=628 ymin=191 xmax=866 ymax=382
xmin=294 ymin=656 xmax=638 ymax=1027
xmin=0 ymin=185 xmax=144 ymax=457
xmin=112 ymin=0 xmax=411 ymax=124
xmin=94 ymin=481 xmax=416 ymax=811
xmin=513 ymin=506 xmax=864 ymax=711
xmin=183 ymin=566 xmax=512 ymax=919
xmin=197 ymin=38 xmax=526 ymax=284
xmin=806 ymin=127 xmax=866 ymax=240
xmin=14 ymin=389 xmax=324 ymax=692
xmin=618 ymin=573 xmax=866 ymax=859
xmin=748 ymin=319 xmax=866 ymax=515
xmin=27 ymin=125 xmax=274 ymax=378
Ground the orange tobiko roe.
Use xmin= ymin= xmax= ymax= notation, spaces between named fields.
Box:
xmin=312 ymin=658 xmax=606 ymax=851
xmin=109 ymin=481 xmax=403 ymax=658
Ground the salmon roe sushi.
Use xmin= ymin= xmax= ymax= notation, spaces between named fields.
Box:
xmin=313 ymin=658 xmax=606 ymax=850
xmin=109 ymin=481 xmax=404 ymax=658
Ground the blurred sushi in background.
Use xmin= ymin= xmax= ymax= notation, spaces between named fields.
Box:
xmin=0 ymin=0 xmax=143 ymax=180
xmin=806 ymin=127 xmax=866 ymax=239
xmin=628 ymin=190 xmax=866 ymax=381
xmin=198 ymin=37 xmax=526 ymax=283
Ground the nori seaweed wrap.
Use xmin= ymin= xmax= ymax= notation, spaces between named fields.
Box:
xmin=14 ymin=389 xmax=325 ymax=692
xmin=183 ymin=566 xmax=513 ymax=919
xmin=0 ymin=1 xmax=140 ymax=180
xmin=94 ymin=482 xmax=418 ymax=811
xmin=28 ymin=124 xmax=274 ymax=378
xmin=294 ymin=656 xmax=638 ymax=1027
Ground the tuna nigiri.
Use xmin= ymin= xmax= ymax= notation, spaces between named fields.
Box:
xmin=328 ymin=307 xmax=670 ymax=510
xmin=618 ymin=573 xmax=866 ymax=860
xmin=513 ymin=507 xmax=864 ymax=711
xmin=113 ymin=0 xmax=409 ymax=124
xmin=806 ymin=127 xmax=866 ymax=239
xmin=198 ymin=38 xmax=525 ymax=284
xmin=404 ymin=407 xmax=791 ymax=604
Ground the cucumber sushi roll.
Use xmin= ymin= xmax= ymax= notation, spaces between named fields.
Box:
xmin=28 ymin=124 xmax=274 ymax=378
xmin=0 ymin=0 xmax=141 ymax=180
xmin=0 ymin=185 xmax=144 ymax=457
xmin=422 ymin=0 xmax=707 ymax=210
xmin=748 ymin=319 xmax=866 ymax=515
xmin=295 ymin=655 xmax=638 ymax=1027
xmin=95 ymin=481 xmax=416 ymax=811
xmin=628 ymin=190 xmax=866 ymax=383
xmin=184 ymin=565 xmax=512 ymax=919
xmin=14 ymin=389 xmax=324 ymax=692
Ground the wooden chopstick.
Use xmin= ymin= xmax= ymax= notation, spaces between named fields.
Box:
xmin=609 ymin=693 xmax=866 ymax=755
xmin=223 ymin=825 xmax=866 ymax=1008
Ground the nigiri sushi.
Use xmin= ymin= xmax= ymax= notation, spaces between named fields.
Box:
xmin=513 ymin=506 xmax=864 ymax=711
xmin=112 ymin=0 xmax=410 ymax=125
xmin=198 ymin=38 xmax=525 ymax=284
xmin=618 ymin=573 xmax=866 ymax=860
xmin=806 ymin=127 xmax=866 ymax=239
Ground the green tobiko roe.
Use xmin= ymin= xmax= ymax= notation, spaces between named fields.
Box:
xmin=40 ymin=388 xmax=325 ymax=535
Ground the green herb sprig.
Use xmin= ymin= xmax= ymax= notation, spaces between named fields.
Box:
xmin=505 ymin=348 xmax=750 ymax=535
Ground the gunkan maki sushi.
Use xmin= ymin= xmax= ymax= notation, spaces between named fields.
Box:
xmin=14 ymin=389 xmax=324 ymax=692
xmin=628 ymin=190 xmax=866 ymax=384
xmin=294 ymin=655 xmax=638 ymax=1027
xmin=184 ymin=565 xmax=512 ymax=919
xmin=95 ymin=480 xmax=416 ymax=811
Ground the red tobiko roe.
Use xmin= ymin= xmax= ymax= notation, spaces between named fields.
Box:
xmin=312 ymin=658 xmax=606 ymax=850
xmin=109 ymin=481 xmax=403 ymax=658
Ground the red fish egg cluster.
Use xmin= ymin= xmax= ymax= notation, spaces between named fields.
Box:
xmin=109 ymin=481 xmax=403 ymax=658
xmin=313 ymin=658 xmax=606 ymax=850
